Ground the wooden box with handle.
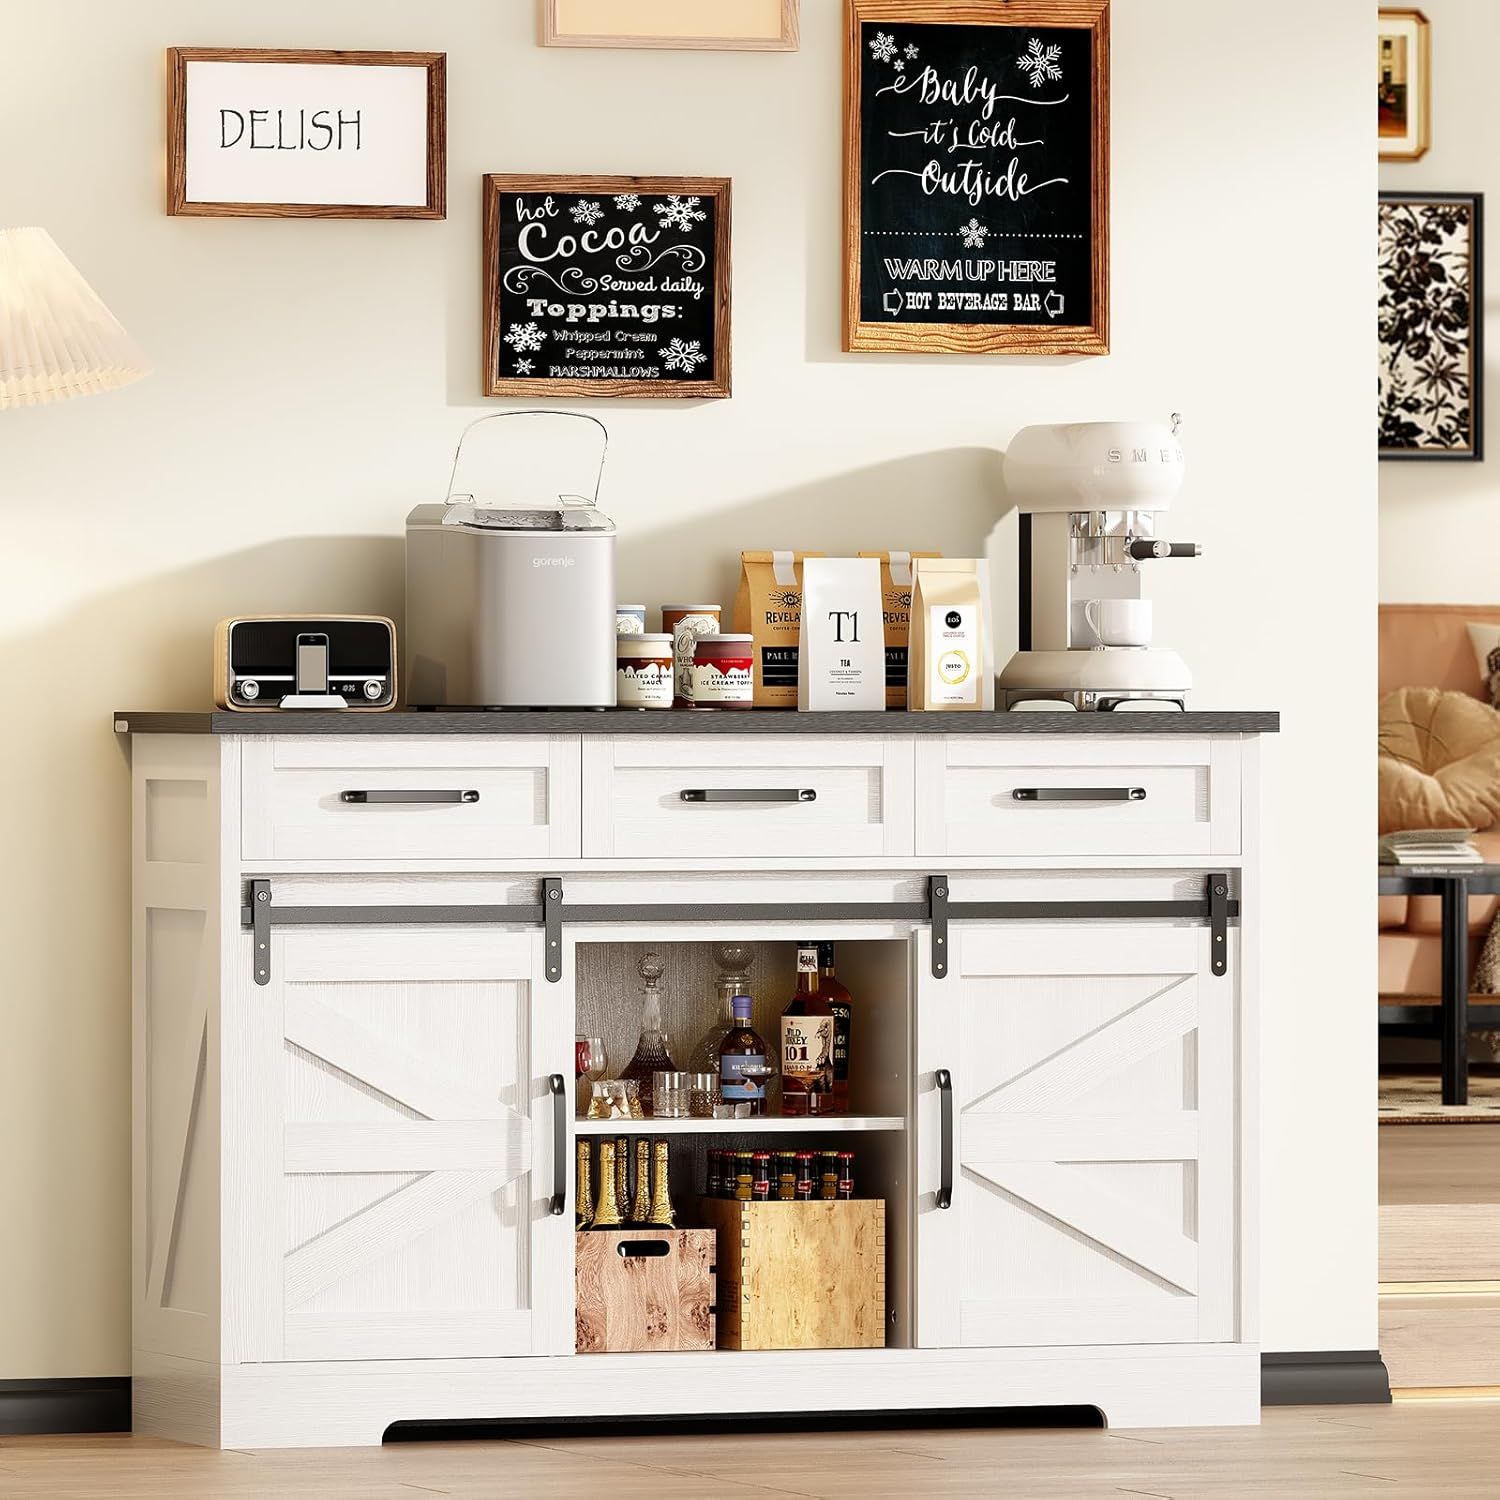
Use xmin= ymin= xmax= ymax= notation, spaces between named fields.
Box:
xmin=574 ymin=1229 xmax=716 ymax=1353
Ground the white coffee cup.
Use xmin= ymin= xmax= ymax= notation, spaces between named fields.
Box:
xmin=1083 ymin=598 xmax=1152 ymax=647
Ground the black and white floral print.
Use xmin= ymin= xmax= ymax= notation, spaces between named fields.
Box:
xmin=1379 ymin=196 xmax=1481 ymax=457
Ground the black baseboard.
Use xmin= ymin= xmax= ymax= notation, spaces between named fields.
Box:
xmin=0 ymin=1378 xmax=131 ymax=1436
xmin=1261 ymin=1351 xmax=1392 ymax=1406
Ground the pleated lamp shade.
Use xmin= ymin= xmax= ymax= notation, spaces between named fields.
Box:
xmin=0 ymin=227 xmax=148 ymax=409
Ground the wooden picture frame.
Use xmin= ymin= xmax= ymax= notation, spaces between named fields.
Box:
xmin=843 ymin=0 xmax=1109 ymax=356
xmin=1379 ymin=191 xmax=1483 ymax=461
xmin=1379 ymin=9 xmax=1431 ymax=163
xmin=540 ymin=0 xmax=799 ymax=51
xmin=166 ymin=48 xmax=446 ymax=218
xmin=483 ymin=174 xmax=731 ymax=400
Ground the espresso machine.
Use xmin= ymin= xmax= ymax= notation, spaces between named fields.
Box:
xmin=997 ymin=415 xmax=1200 ymax=711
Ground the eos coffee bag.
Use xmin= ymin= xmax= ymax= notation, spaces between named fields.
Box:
xmin=909 ymin=558 xmax=990 ymax=712
xmin=734 ymin=550 xmax=823 ymax=707
xmin=859 ymin=550 xmax=941 ymax=709
xmin=797 ymin=557 xmax=886 ymax=711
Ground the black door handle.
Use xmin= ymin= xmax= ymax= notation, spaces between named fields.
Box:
xmin=680 ymin=788 xmax=817 ymax=803
xmin=1011 ymin=787 xmax=1146 ymax=802
xmin=548 ymin=1074 xmax=566 ymax=1217
xmin=935 ymin=1068 xmax=953 ymax=1211
xmin=340 ymin=789 xmax=481 ymax=804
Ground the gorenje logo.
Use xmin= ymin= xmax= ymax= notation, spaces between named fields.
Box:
xmin=945 ymin=609 xmax=962 ymax=629
xmin=532 ymin=556 xmax=576 ymax=568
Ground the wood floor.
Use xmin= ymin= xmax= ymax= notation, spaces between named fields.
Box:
xmin=4 ymin=1402 xmax=1500 ymax=1498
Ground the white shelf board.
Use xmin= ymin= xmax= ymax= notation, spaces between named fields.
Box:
xmin=573 ymin=1115 xmax=906 ymax=1135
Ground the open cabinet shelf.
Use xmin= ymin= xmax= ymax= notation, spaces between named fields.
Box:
xmin=574 ymin=1115 xmax=906 ymax=1135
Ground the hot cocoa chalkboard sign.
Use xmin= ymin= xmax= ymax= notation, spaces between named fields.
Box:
xmin=843 ymin=2 xmax=1109 ymax=355
xmin=484 ymin=175 xmax=731 ymax=399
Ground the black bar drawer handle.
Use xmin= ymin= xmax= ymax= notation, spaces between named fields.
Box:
xmin=548 ymin=1074 xmax=566 ymax=1217
xmin=680 ymin=788 xmax=817 ymax=804
xmin=1012 ymin=787 xmax=1146 ymax=803
xmin=935 ymin=1068 xmax=953 ymax=1211
xmin=341 ymin=789 xmax=481 ymax=804
xmin=617 ymin=1240 xmax=672 ymax=1258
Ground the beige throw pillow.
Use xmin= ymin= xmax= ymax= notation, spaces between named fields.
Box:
xmin=1379 ymin=686 xmax=1500 ymax=834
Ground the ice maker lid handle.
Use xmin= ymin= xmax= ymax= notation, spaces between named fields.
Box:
xmin=443 ymin=410 xmax=610 ymax=513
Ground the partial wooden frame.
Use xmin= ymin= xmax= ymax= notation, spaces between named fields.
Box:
xmin=482 ymin=174 xmax=732 ymax=400
xmin=1378 ymin=8 xmax=1431 ymax=163
xmin=540 ymin=0 xmax=799 ymax=50
xmin=166 ymin=47 xmax=446 ymax=219
xmin=842 ymin=0 xmax=1110 ymax=356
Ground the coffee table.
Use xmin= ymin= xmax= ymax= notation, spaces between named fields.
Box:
xmin=1379 ymin=863 xmax=1500 ymax=1105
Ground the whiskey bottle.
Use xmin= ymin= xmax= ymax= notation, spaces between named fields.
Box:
xmin=819 ymin=941 xmax=853 ymax=1115
xmin=620 ymin=952 xmax=678 ymax=1115
xmin=706 ymin=1147 xmax=723 ymax=1198
xmin=780 ymin=943 xmax=835 ymax=1117
xmin=575 ymin=1139 xmax=595 ymax=1229
xmin=630 ymin=1138 xmax=653 ymax=1226
xmin=648 ymin=1139 xmax=676 ymax=1228
xmin=733 ymin=1149 xmax=754 ymax=1201
xmin=593 ymin=1139 xmax=624 ymax=1227
xmin=719 ymin=994 xmax=771 ymax=1116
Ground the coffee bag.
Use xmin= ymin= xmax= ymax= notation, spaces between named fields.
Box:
xmin=909 ymin=558 xmax=990 ymax=712
xmin=859 ymin=550 xmax=941 ymax=709
xmin=797 ymin=558 xmax=886 ymax=711
xmin=733 ymin=550 xmax=823 ymax=708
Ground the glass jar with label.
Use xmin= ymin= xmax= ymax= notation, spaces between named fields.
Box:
xmin=690 ymin=633 xmax=754 ymax=709
xmin=661 ymin=604 xmax=721 ymax=707
xmin=615 ymin=634 xmax=674 ymax=709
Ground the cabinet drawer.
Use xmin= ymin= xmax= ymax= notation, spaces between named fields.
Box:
xmin=915 ymin=738 xmax=1240 ymax=858
xmin=582 ymin=736 xmax=914 ymax=860
xmin=241 ymin=736 xmax=580 ymax=862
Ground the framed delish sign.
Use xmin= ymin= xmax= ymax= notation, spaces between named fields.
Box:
xmin=843 ymin=1 xmax=1109 ymax=355
xmin=166 ymin=48 xmax=445 ymax=218
xmin=483 ymin=175 xmax=731 ymax=399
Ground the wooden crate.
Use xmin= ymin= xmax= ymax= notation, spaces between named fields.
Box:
xmin=575 ymin=1229 xmax=716 ymax=1353
xmin=694 ymin=1197 xmax=886 ymax=1350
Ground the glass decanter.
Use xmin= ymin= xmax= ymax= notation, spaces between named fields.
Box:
xmin=619 ymin=951 xmax=677 ymax=1115
xmin=688 ymin=944 xmax=755 ymax=1075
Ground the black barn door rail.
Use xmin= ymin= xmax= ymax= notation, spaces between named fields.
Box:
xmin=244 ymin=873 xmax=1238 ymax=986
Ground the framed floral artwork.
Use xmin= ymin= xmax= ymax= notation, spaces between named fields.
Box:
xmin=1379 ymin=192 xmax=1483 ymax=461
xmin=1378 ymin=9 xmax=1430 ymax=162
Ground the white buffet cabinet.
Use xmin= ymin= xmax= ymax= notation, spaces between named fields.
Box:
xmin=119 ymin=711 xmax=1271 ymax=1448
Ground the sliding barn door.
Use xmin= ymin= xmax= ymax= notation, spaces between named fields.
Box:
xmin=916 ymin=923 xmax=1238 ymax=1349
xmin=228 ymin=924 xmax=570 ymax=1362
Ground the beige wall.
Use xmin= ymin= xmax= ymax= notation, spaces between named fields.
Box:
xmin=1380 ymin=0 xmax=1498 ymax=599
xmin=0 ymin=0 xmax=1373 ymax=1376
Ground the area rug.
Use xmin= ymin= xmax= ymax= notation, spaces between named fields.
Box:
xmin=1380 ymin=1069 xmax=1500 ymax=1124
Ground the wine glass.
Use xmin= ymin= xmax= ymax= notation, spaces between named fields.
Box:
xmin=576 ymin=1035 xmax=607 ymax=1117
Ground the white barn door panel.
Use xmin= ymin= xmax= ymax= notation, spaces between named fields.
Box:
xmin=916 ymin=924 xmax=1237 ymax=1350
xmin=228 ymin=924 xmax=570 ymax=1363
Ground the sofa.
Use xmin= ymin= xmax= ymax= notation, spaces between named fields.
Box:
xmin=1380 ymin=604 xmax=1500 ymax=999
